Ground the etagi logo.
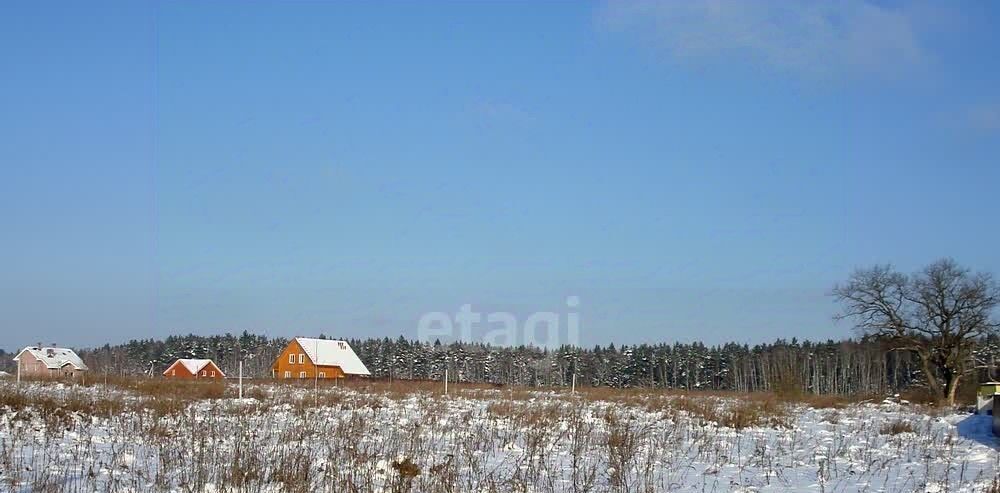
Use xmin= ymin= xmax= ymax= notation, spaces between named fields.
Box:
xmin=417 ymin=296 xmax=580 ymax=348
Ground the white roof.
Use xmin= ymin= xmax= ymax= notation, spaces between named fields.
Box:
xmin=13 ymin=346 xmax=89 ymax=371
xmin=296 ymin=337 xmax=370 ymax=376
xmin=166 ymin=359 xmax=224 ymax=376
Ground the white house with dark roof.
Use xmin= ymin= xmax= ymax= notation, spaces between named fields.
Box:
xmin=13 ymin=346 xmax=89 ymax=379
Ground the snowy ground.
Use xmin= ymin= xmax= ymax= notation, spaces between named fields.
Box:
xmin=0 ymin=381 xmax=997 ymax=492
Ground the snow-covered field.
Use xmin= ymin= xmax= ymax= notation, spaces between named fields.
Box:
xmin=0 ymin=381 xmax=997 ymax=492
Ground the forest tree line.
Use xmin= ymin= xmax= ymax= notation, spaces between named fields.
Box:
xmin=6 ymin=331 xmax=1000 ymax=396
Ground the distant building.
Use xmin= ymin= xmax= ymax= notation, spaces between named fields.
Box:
xmin=13 ymin=346 xmax=89 ymax=379
xmin=272 ymin=337 xmax=371 ymax=379
xmin=163 ymin=359 xmax=226 ymax=379
xmin=977 ymin=382 xmax=1000 ymax=415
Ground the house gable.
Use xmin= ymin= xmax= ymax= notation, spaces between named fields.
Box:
xmin=200 ymin=361 xmax=224 ymax=378
xmin=163 ymin=360 xmax=195 ymax=377
xmin=163 ymin=359 xmax=226 ymax=379
xmin=295 ymin=337 xmax=371 ymax=376
xmin=272 ymin=339 xmax=347 ymax=379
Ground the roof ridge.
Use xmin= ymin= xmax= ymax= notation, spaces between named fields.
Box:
xmin=290 ymin=337 xmax=370 ymax=376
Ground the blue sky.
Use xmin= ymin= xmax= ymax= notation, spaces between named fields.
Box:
xmin=2 ymin=1 xmax=998 ymax=350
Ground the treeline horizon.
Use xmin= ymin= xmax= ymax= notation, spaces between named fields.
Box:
xmin=4 ymin=331 xmax=1000 ymax=397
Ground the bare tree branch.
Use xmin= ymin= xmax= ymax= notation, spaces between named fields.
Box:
xmin=832 ymin=259 xmax=1000 ymax=405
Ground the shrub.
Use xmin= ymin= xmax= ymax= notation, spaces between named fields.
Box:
xmin=720 ymin=397 xmax=791 ymax=430
xmin=0 ymin=388 xmax=28 ymax=411
xmin=880 ymin=420 xmax=914 ymax=435
xmin=392 ymin=457 xmax=421 ymax=492
xmin=897 ymin=387 xmax=938 ymax=405
xmin=392 ymin=457 xmax=420 ymax=478
xmin=134 ymin=379 xmax=226 ymax=400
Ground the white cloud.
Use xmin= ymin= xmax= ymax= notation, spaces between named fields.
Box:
xmin=598 ymin=0 xmax=929 ymax=80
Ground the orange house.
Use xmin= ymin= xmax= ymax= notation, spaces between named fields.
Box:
xmin=272 ymin=337 xmax=371 ymax=380
xmin=163 ymin=359 xmax=226 ymax=379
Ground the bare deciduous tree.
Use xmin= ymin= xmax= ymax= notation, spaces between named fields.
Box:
xmin=832 ymin=259 xmax=1000 ymax=405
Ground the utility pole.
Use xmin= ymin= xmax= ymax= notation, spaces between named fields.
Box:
xmin=238 ymin=360 xmax=243 ymax=400
xmin=444 ymin=368 xmax=449 ymax=396
xmin=509 ymin=364 xmax=514 ymax=401
xmin=314 ymin=339 xmax=319 ymax=407
xmin=16 ymin=355 xmax=21 ymax=386
xmin=570 ymin=355 xmax=577 ymax=395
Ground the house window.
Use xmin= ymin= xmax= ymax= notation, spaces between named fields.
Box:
xmin=299 ymin=371 xmax=306 ymax=379
xmin=284 ymin=371 xmax=291 ymax=378
xmin=171 ymin=370 xmax=175 ymax=376
xmin=201 ymin=370 xmax=206 ymax=377
xmin=318 ymin=372 xmax=325 ymax=379
xmin=211 ymin=371 xmax=215 ymax=377
xmin=288 ymin=354 xmax=295 ymax=364
xmin=298 ymin=354 xmax=305 ymax=364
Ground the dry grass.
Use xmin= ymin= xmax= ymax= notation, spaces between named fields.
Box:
xmin=723 ymin=396 xmax=792 ymax=430
xmin=985 ymin=475 xmax=1000 ymax=493
xmin=880 ymin=420 xmax=916 ymax=435
xmin=0 ymin=378 xmax=986 ymax=492
xmin=133 ymin=378 xmax=227 ymax=399
xmin=486 ymin=390 xmax=795 ymax=431
xmin=0 ymin=378 xmax=225 ymax=423
xmin=484 ymin=386 xmax=866 ymax=431
xmin=392 ymin=457 xmax=421 ymax=477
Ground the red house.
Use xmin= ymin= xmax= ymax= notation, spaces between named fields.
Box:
xmin=163 ymin=359 xmax=226 ymax=379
